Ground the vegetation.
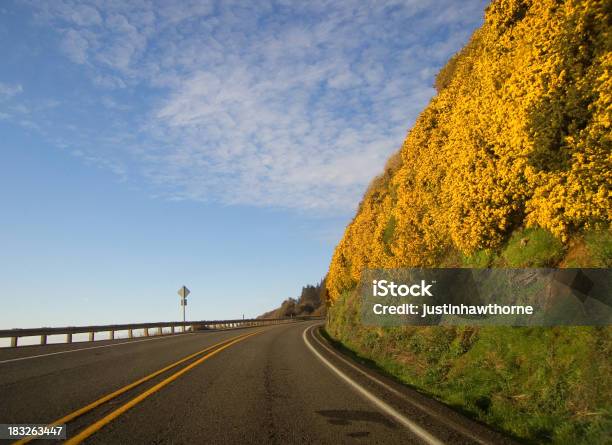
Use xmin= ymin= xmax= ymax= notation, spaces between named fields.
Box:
xmin=326 ymin=303 xmax=611 ymax=444
xmin=500 ymin=228 xmax=566 ymax=267
xmin=259 ymin=280 xmax=326 ymax=319
xmin=323 ymin=1 xmax=611 ymax=443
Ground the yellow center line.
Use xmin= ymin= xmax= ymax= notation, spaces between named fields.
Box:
xmin=64 ymin=329 xmax=262 ymax=445
xmin=12 ymin=329 xmax=262 ymax=445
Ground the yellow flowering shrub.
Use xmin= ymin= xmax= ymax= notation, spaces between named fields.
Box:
xmin=327 ymin=0 xmax=611 ymax=301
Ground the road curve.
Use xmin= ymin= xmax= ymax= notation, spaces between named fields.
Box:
xmin=0 ymin=321 xmax=516 ymax=444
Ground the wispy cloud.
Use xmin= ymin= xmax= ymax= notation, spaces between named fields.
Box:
xmin=18 ymin=0 xmax=487 ymax=214
xmin=60 ymin=29 xmax=90 ymax=64
xmin=0 ymin=82 xmax=23 ymax=99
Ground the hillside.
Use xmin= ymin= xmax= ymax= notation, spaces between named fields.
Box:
xmin=324 ymin=0 xmax=611 ymax=443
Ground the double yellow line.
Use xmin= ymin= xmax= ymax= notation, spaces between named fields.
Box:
xmin=14 ymin=329 xmax=262 ymax=445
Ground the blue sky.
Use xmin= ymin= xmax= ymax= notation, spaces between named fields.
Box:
xmin=0 ymin=0 xmax=487 ymax=329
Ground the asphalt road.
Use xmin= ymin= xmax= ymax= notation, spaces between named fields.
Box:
xmin=0 ymin=321 xmax=516 ymax=444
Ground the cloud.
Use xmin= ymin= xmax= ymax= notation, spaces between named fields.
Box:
xmin=93 ymin=74 xmax=126 ymax=89
xmin=0 ymin=82 xmax=23 ymax=99
xmin=67 ymin=4 xmax=102 ymax=26
xmin=101 ymin=96 xmax=130 ymax=110
xmin=21 ymin=0 xmax=488 ymax=214
xmin=60 ymin=29 xmax=90 ymax=64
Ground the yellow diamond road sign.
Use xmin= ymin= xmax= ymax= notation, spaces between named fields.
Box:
xmin=178 ymin=286 xmax=190 ymax=298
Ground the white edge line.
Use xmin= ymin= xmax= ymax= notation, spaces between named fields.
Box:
xmin=0 ymin=333 xmax=193 ymax=364
xmin=302 ymin=325 xmax=445 ymax=445
xmin=310 ymin=326 xmax=491 ymax=445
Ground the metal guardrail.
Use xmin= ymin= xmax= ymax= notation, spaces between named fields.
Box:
xmin=0 ymin=316 xmax=324 ymax=347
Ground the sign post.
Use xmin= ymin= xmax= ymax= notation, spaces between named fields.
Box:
xmin=177 ymin=286 xmax=190 ymax=332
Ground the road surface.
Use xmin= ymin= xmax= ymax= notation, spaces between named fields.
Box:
xmin=0 ymin=321 xmax=515 ymax=444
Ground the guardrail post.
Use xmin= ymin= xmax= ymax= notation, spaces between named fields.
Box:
xmin=110 ymin=330 xmax=114 ymax=340
xmin=171 ymin=326 xmax=175 ymax=334
xmin=66 ymin=333 xmax=72 ymax=344
xmin=128 ymin=329 xmax=133 ymax=339
xmin=144 ymin=328 xmax=149 ymax=337
xmin=157 ymin=327 xmax=162 ymax=336
xmin=89 ymin=332 xmax=94 ymax=342
xmin=10 ymin=336 xmax=17 ymax=347
xmin=40 ymin=334 xmax=47 ymax=345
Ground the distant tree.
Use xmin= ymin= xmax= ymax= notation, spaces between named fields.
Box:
xmin=259 ymin=278 xmax=327 ymax=318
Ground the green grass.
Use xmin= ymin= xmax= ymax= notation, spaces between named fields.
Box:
xmin=584 ymin=229 xmax=612 ymax=267
xmin=328 ymin=316 xmax=612 ymax=442
xmin=500 ymin=228 xmax=565 ymax=267
xmin=326 ymin=283 xmax=612 ymax=444
xmin=461 ymin=248 xmax=497 ymax=268
xmin=459 ymin=227 xmax=572 ymax=268
xmin=326 ymin=226 xmax=611 ymax=443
